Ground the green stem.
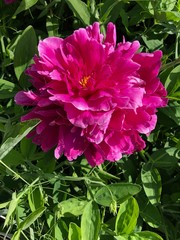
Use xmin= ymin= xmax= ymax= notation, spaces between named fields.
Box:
xmin=85 ymin=180 xmax=94 ymax=200
xmin=160 ymin=58 xmax=180 ymax=71
xmin=175 ymin=32 xmax=179 ymax=60
xmin=165 ymin=133 xmax=179 ymax=143
xmin=0 ymin=160 xmax=29 ymax=185
xmin=139 ymin=150 xmax=148 ymax=162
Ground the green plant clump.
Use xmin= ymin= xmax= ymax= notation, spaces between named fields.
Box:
xmin=0 ymin=0 xmax=180 ymax=239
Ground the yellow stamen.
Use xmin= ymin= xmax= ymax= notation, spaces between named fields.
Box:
xmin=79 ymin=75 xmax=90 ymax=88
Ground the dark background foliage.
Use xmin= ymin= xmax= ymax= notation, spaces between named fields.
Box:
xmin=0 ymin=0 xmax=180 ymax=239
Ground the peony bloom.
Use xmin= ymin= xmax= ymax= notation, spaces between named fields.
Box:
xmin=4 ymin=0 xmax=16 ymax=4
xmin=15 ymin=22 xmax=168 ymax=166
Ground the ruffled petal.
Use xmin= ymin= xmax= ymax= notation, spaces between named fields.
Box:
xmin=15 ymin=91 xmax=39 ymax=106
xmin=15 ymin=22 xmax=168 ymax=166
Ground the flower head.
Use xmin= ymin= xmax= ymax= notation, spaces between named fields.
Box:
xmin=15 ymin=22 xmax=168 ymax=166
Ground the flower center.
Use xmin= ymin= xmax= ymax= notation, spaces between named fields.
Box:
xmin=79 ymin=75 xmax=90 ymax=88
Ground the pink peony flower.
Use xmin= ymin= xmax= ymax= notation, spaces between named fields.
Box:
xmin=4 ymin=0 xmax=16 ymax=4
xmin=15 ymin=22 xmax=168 ymax=166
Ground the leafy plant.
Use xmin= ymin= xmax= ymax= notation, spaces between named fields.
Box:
xmin=0 ymin=0 xmax=180 ymax=239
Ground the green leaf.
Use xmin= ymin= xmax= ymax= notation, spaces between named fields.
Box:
xmin=11 ymin=229 xmax=22 ymax=240
xmin=20 ymin=137 xmax=37 ymax=159
xmin=46 ymin=212 xmax=64 ymax=240
xmin=56 ymin=198 xmax=88 ymax=217
xmin=65 ymin=0 xmax=91 ymax=26
xmin=136 ymin=1 xmax=154 ymax=15
xmin=0 ymin=79 xmax=16 ymax=99
xmin=94 ymin=183 xmax=141 ymax=207
xmin=14 ymin=0 xmax=38 ymax=16
xmin=151 ymin=147 xmax=179 ymax=168
xmin=2 ymin=149 xmax=24 ymax=167
xmin=46 ymin=15 xmax=59 ymax=37
xmin=115 ymin=197 xmax=139 ymax=235
xmin=0 ymin=120 xmax=39 ymax=160
xmin=97 ymin=169 xmax=120 ymax=180
xmin=36 ymin=154 xmax=56 ymax=173
xmin=165 ymin=65 xmax=180 ymax=95
xmin=142 ymin=35 xmax=163 ymax=51
xmin=100 ymin=0 xmax=123 ymax=23
xmin=159 ymin=0 xmax=177 ymax=11
xmin=115 ymin=231 xmax=163 ymax=240
xmin=0 ymin=201 xmax=10 ymax=209
xmin=4 ymin=192 xmax=18 ymax=227
xmin=14 ymin=26 xmax=37 ymax=80
xmin=19 ymin=206 xmax=46 ymax=230
xmin=178 ymin=0 xmax=180 ymax=11
xmin=81 ymin=201 xmax=100 ymax=240
xmin=158 ymin=103 xmax=180 ymax=126
xmin=141 ymin=163 xmax=162 ymax=205
xmin=155 ymin=10 xmax=180 ymax=22
xmin=115 ymin=236 xmax=127 ymax=240
xmin=136 ymin=190 xmax=163 ymax=228
xmin=169 ymin=91 xmax=180 ymax=101
xmin=68 ymin=222 xmax=81 ymax=240
xmin=28 ymin=186 xmax=44 ymax=212
xmin=130 ymin=231 xmax=163 ymax=240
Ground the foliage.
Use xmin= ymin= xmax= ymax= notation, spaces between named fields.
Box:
xmin=0 ymin=0 xmax=180 ymax=239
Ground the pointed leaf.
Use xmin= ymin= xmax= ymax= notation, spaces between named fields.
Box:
xmin=130 ymin=231 xmax=163 ymax=240
xmin=0 ymin=79 xmax=16 ymax=99
xmin=141 ymin=163 xmax=162 ymax=205
xmin=4 ymin=192 xmax=18 ymax=227
xmin=115 ymin=197 xmax=139 ymax=235
xmin=100 ymin=0 xmax=123 ymax=22
xmin=136 ymin=190 xmax=163 ymax=228
xmin=28 ymin=186 xmax=44 ymax=212
xmin=14 ymin=0 xmax=38 ymax=16
xmin=14 ymin=26 xmax=37 ymax=80
xmin=81 ymin=201 xmax=100 ymax=240
xmin=19 ymin=207 xmax=46 ymax=230
xmin=11 ymin=229 xmax=22 ymax=240
xmin=165 ymin=65 xmax=180 ymax=95
xmin=68 ymin=222 xmax=81 ymax=240
xmin=65 ymin=0 xmax=91 ymax=25
xmin=0 ymin=120 xmax=39 ymax=160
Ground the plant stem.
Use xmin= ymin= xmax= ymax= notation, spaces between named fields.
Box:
xmin=175 ymin=32 xmax=179 ymax=59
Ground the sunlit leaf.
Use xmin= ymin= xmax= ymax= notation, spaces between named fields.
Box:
xmin=0 ymin=120 xmax=39 ymax=160
xmin=100 ymin=0 xmax=124 ymax=23
xmin=81 ymin=201 xmax=100 ymax=240
xmin=28 ymin=186 xmax=45 ymax=212
xmin=115 ymin=197 xmax=139 ymax=235
xmin=155 ymin=10 xmax=180 ymax=22
xmin=11 ymin=229 xmax=22 ymax=240
xmin=4 ymin=192 xmax=18 ymax=227
xmin=0 ymin=79 xmax=16 ymax=99
xmin=165 ymin=65 xmax=180 ymax=96
xmin=68 ymin=222 xmax=81 ymax=240
xmin=19 ymin=206 xmax=46 ymax=230
xmin=130 ymin=231 xmax=163 ymax=240
xmin=56 ymin=198 xmax=88 ymax=217
xmin=65 ymin=0 xmax=91 ymax=25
